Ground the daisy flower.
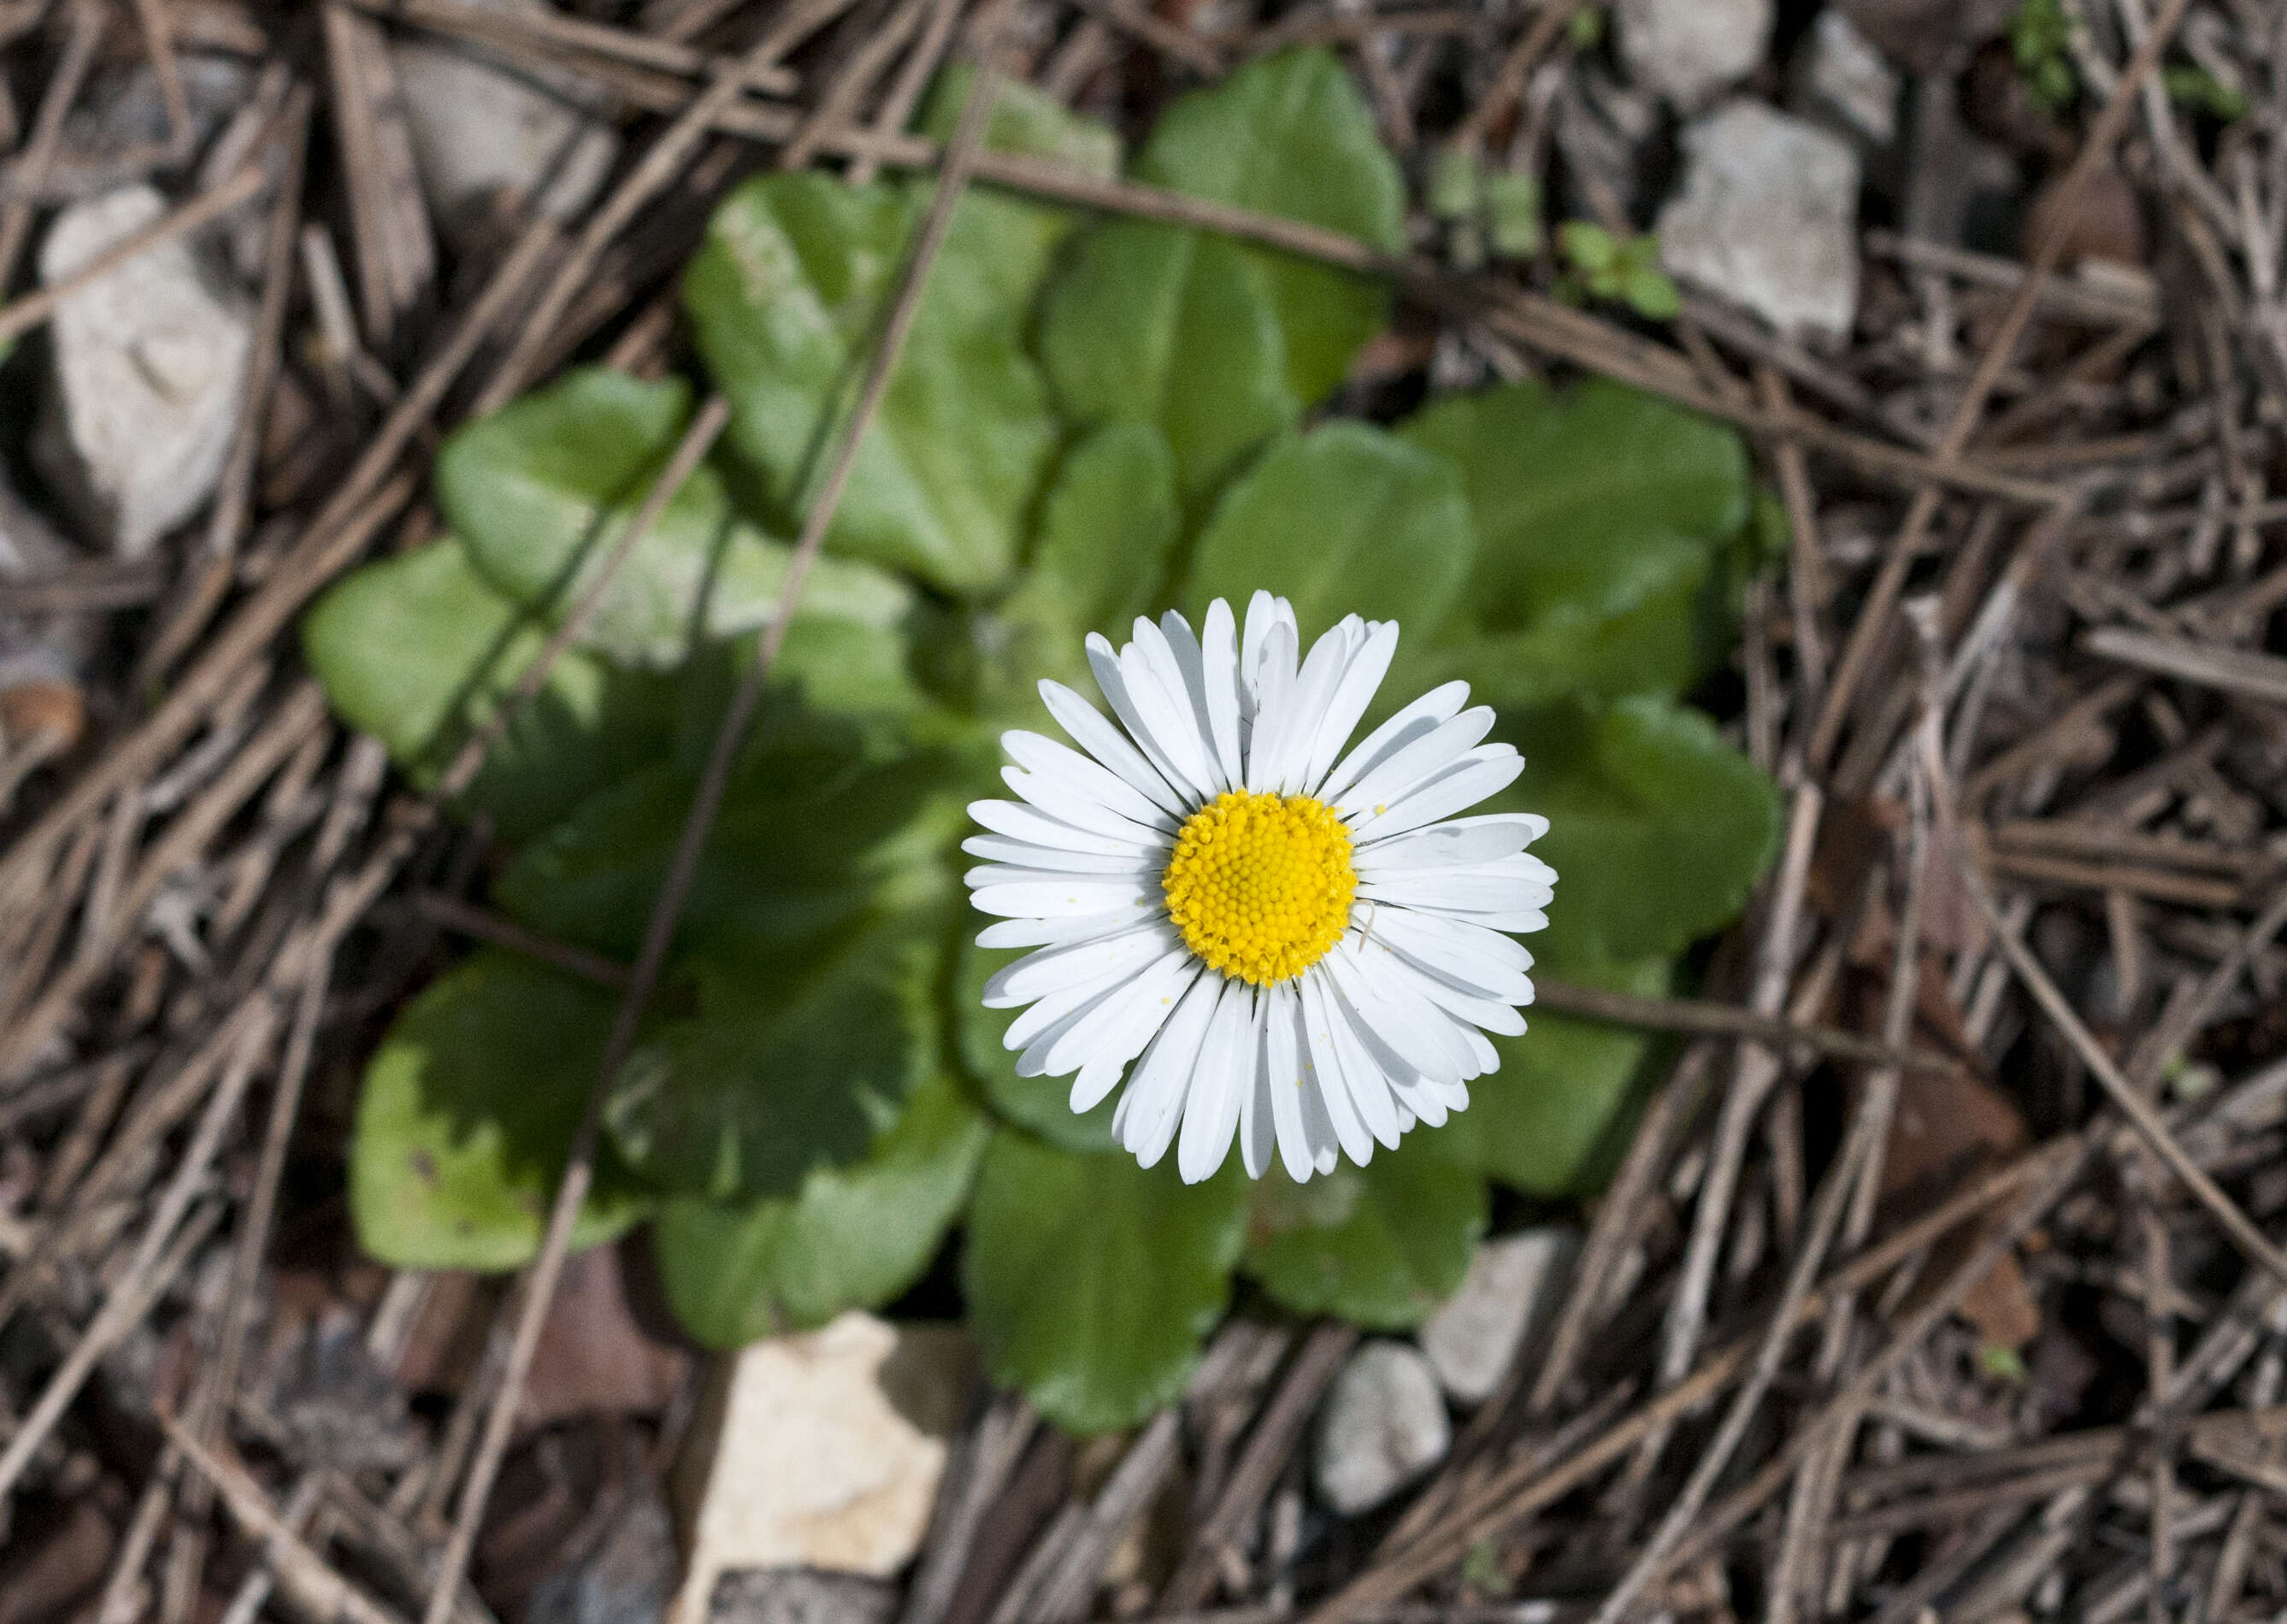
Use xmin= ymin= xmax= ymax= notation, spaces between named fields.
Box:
xmin=963 ymin=592 xmax=1555 ymax=1185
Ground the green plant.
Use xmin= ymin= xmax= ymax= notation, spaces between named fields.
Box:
xmin=2164 ymin=62 xmax=2250 ymax=121
xmin=304 ymin=50 xmax=1781 ymax=1434
xmin=1557 ymin=221 xmax=1680 ymax=321
xmin=2011 ymin=0 xmax=2077 ymax=112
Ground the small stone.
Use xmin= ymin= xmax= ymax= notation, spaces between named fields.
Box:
xmin=393 ymin=3 xmax=619 ymax=256
xmin=1419 ymin=1227 xmax=1582 ymax=1406
xmin=31 ymin=185 xmax=251 ymax=556
xmin=1314 ymin=1341 xmax=1449 ymax=1515
xmin=1656 ymin=101 xmax=1862 ymax=344
xmin=45 ymin=55 xmax=256 ymax=198
xmin=669 ymin=1314 xmax=974 ymax=1624
xmin=528 ymin=1475 xmax=680 ymax=1624
xmin=1615 ymin=0 xmax=1772 ymax=111
xmin=708 ymin=1570 xmax=898 ymax=1624
xmin=1791 ymin=9 xmax=1900 ymax=149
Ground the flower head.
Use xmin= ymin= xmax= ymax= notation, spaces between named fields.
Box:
xmin=964 ymin=593 xmax=1554 ymax=1184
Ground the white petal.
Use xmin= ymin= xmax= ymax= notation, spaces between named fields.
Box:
xmin=1355 ymin=814 xmax=1544 ymax=871
xmin=965 ymin=862 xmax=1158 ymax=891
xmin=1034 ymin=949 xmax=1197 ymax=1079
xmin=1359 ymin=906 xmax=1534 ymax=1002
xmin=963 ymin=835 xmax=1155 ymax=875
xmin=1120 ymin=636 xmax=1219 ymax=800
xmin=970 ymin=878 xmax=1159 ymax=918
xmin=1004 ymin=731 xmax=1176 ymax=832
xmin=1155 ymin=609 xmax=1233 ymax=796
xmin=1346 ymin=749 xmax=1524 ymax=840
xmin=1118 ymin=972 xmax=1225 ymax=1167
xmin=1241 ymin=591 xmax=1297 ymax=714
xmin=1287 ymin=976 xmax=1369 ymax=1168
xmin=1243 ymin=620 xmax=1299 ymax=792
xmin=970 ymin=797 xmax=1151 ymax=858
xmin=1317 ymin=680 xmax=1470 ymax=807
xmin=1004 ymin=766 xmax=1169 ymax=848
xmin=1088 ymin=635 xmax=1204 ymax=807
xmin=1201 ymin=599 xmax=1245 ymax=790
xmin=1335 ymin=708 xmax=1496 ymax=820
xmin=1264 ymin=981 xmax=1318 ymax=1182
xmin=982 ymin=925 xmax=1174 ymax=1008
xmin=1272 ymin=623 xmax=1352 ymax=795
xmin=1178 ymin=980 xmax=1253 ymax=1183
xmin=1070 ymin=958 xmax=1201 ymax=1110
xmin=1238 ymin=997 xmax=1276 ymax=1180
xmin=1304 ymin=620 xmax=1399 ymax=792
xmin=1003 ymin=946 xmax=1161 ymax=1050
xmin=1302 ymin=967 xmax=1400 ymax=1151
xmin=1360 ymin=940 xmax=1529 ymax=1035
xmin=977 ymin=908 xmax=1158 ymax=949
xmin=1040 ymin=680 xmax=1187 ymax=816
xmin=1326 ymin=948 xmax=1466 ymax=1087
xmin=1359 ymin=867 xmax=1555 ymax=915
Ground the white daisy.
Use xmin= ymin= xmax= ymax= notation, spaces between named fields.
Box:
xmin=964 ymin=592 xmax=1555 ymax=1185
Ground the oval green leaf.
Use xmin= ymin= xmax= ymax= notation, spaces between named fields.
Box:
xmin=1243 ymin=1135 xmax=1486 ymax=1327
xmin=963 ymin=1132 xmax=1247 ymax=1433
xmin=351 ymin=951 xmax=651 ymax=1272
xmin=654 ymin=1070 xmax=987 ymax=1345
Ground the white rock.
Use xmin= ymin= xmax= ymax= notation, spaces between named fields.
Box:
xmin=1656 ymin=100 xmax=1862 ymax=344
xmin=1616 ymin=0 xmax=1772 ymax=111
xmin=32 ymin=185 xmax=251 ymax=556
xmin=1792 ymin=9 xmax=1900 ymax=148
xmin=393 ymin=4 xmax=619 ymax=255
xmin=1419 ymin=1227 xmax=1582 ymax=1406
xmin=668 ymin=1314 xmax=974 ymax=1624
xmin=1314 ymin=1341 xmax=1449 ymax=1515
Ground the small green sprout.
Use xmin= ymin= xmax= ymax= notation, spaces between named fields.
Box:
xmin=1557 ymin=221 xmax=1681 ymax=321
xmin=2011 ymin=0 xmax=2078 ymax=113
xmin=1979 ymin=1342 xmax=2030 ymax=1384
xmin=2164 ymin=63 xmax=2251 ymax=121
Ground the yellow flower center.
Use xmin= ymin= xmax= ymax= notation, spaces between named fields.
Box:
xmin=1162 ymin=791 xmax=1357 ymax=986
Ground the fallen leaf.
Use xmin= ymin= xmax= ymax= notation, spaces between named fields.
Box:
xmin=522 ymin=1243 xmax=688 ymax=1428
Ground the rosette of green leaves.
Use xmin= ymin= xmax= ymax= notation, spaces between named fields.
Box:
xmin=304 ymin=50 xmax=1780 ymax=1435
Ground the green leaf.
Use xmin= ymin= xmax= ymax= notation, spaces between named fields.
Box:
xmin=1185 ymin=422 xmax=1475 ymax=638
xmin=964 ymin=1132 xmax=1247 ymax=1433
xmin=438 ymin=368 xmax=922 ymax=689
xmin=1399 ymin=379 xmax=1748 ymax=697
xmin=1011 ymin=421 xmax=1181 ymax=640
xmin=1428 ymin=144 xmax=1481 ymax=221
xmin=1444 ymin=957 xmax=1667 ymax=1195
xmin=913 ymin=65 xmax=1118 ymax=316
xmin=1622 ymin=262 xmax=1682 ymax=321
xmin=956 ymin=934 xmax=1117 ymax=1153
xmin=1243 ymin=1136 xmax=1485 ymax=1327
xmin=1559 ymin=221 xmax=1617 ymax=275
xmin=1403 ymin=533 xmax=1712 ymax=710
xmin=351 ymin=952 xmax=650 ymax=1272
xmin=605 ymin=912 xmax=943 ymax=1201
xmin=301 ymin=538 xmax=672 ymax=843
xmin=1137 ymin=47 xmax=1405 ymax=404
xmin=684 ymin=171 xmax=1057 ymax=594
xmin=1500 ymin=696 xmax=1781 ymax=970
xmin=1484 ymin=172 xmax=1543 ymax=258
xmin=654 ymin=1070 xmax=987 ymax=1345
xmin=917 ymin=64 xmax=1119 ymax=178
xmin=1038 ymin=221 xmax=1297 ymax=504
xmin=1404 ymin=378 xmax=1747 ymax=620
xmin=497 ymin=733 xmax=958 ymax=965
